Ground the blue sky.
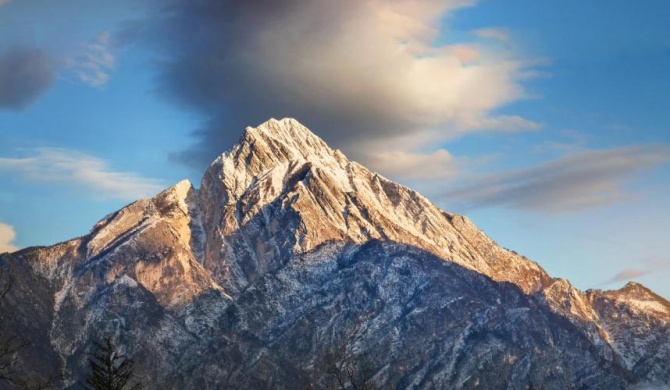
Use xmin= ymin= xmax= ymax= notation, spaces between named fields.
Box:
xmin=1 ymin=0 xmax=669 ymax=298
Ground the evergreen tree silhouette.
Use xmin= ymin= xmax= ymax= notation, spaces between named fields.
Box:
xmin=84 ymin=338 xmax=141 ymax=390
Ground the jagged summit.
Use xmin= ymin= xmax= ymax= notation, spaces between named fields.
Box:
xmin=210 ymin=118 xmax=344 ymax=177
xmin=241 ymin=118 xmax=334 ymax=158
xmin=1 ymin=118 xmax=669 ymax=389
xmin=619 ymin=281 xmax=653 ymax=294
xmin=594 ymin=281 xmax=670 ymax=318
xmin=196 ymin=117 xmax=551 ymax=295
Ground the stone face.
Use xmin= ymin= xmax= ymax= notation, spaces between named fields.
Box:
xmin=0 ymin=118 xmax=668 ymax=389
xmin=198 ymin=118 xmax=551 ymax=297
xmin=586 ymin=283 xmax=670 ymax=383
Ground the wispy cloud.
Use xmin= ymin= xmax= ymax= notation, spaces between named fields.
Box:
xmin=66 ymin=32 xmax=116 ymax=87
xmin=474 ymin=28 xmax=511 ymax=44
xmin=533 ymin=129 xmax=590 ymax=154
xmin=458 ymin=115 xmax=542 ymax=133
xmin=0 ymin=148 xmax=165 ymax=201
xmin=442 ymin=146 xmax=670 ymax=212
xmin=125 ymin=0 xmax=540 ymax=173
xmin=368 ymin=149 xmax=456 ymax=181
xmin=0 ymin=46 xmax=54 ymax=111
xmin=0 ymin=222 xmax=18 ymax=254
xmin=605 ymin=269 xmax=651 ymax=284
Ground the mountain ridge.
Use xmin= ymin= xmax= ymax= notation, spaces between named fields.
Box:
xmin=197 ymin=118 xmax=553 ymax=296
xmin=1 ymin=118 xmax=668 ymax=389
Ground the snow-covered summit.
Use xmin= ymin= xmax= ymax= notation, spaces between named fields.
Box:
xmin=242 ymin=118 xmax=334 ymax=160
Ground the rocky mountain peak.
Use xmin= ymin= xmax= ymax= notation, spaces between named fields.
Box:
xmin=2 ymin=118 xmax=669 ymax=389
xmin=619 ymin=281 xmax=651 ymax=294
xmin=192 ymin=118 xmax=553 ymax=296
xmin=610 ymin=282 xmax=670 ymax=317
xmin=242 ymin=118 xmax=333 ymax=159
xmin=199 ymin=118 xmax=344 ymax=206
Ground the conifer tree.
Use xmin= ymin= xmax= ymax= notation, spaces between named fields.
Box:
xmin=84 ymin=338 xmax=141 ymax=390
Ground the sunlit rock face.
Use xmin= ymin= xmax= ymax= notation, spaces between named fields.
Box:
xmin=1 ymin=118 xmax=668 ymax=389
xmin=198 ymin=118 xmax=552 ymax=297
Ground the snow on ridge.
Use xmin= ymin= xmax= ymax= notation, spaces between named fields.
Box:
xmin=625 ymin=298 xmax=669 ymax=315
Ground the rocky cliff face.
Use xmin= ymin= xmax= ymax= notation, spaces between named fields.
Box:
xmin=1 ymin=118 xmax=668 ymax=389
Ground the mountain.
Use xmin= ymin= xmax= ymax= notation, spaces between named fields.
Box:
xmin=1 ymin=118 xmax=668 ymax=389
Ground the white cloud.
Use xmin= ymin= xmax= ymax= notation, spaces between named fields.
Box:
xmin=67 ymin=32 xmax=116 ymax=87
xmin=0 ymin=222 xmax=18 ymax=253
xmin=244 ymin=1 xmax=536 ymax=135
xmin=457 ymin=115 xmax=542 ymax=133
xmin=0 ymin=148 xmax=165 ymax=201
xmin=442 ymin=146 xmax=670 ymax=212
xmin=148 ymin=0 xmax=541 ymax=174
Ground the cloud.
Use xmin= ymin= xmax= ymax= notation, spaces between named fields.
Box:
xmin=0 ymin=148 xmax=166 ymax=201
xmin=458 ymin=115 xmax=542 ymax=133
xmin=474 ymin=28 xmax=511 ymax=44
xmin=0 ymin=222 xmax=18 ymax=254
xmin=66 ymin=32 xmax=116 ymax=87
xmin=125 ymin=0 xmax=539 ymax=173
xmin=442 ymin=146 xmax=670 ymax=212
xmin=533 ymin=129 xmax=591 ymax=154
xmin=368 ymin=149 xmax=456 ymax=181
xmin=606 ymin=269 xmax=651 ymax=284
xmin=0 ymin=46 xmax=54 ymax=111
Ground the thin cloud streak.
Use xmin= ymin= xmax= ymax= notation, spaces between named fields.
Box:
xmin=474 ymin=28 xmax=511 ymax=44
xmin=605 ymin=269 xmax=652 ymax=284
xmin=126 ymin=0 xmax=539 ymax=173
xmin=0 ymin=148 xmax=166 ymax=201
xmin=0 ymin=222 xmax=18 ymax=253
xmin=368 ymin=149 xmax=456 ymax=181
xmin=441 ymin=146 xmax=670 ymax=212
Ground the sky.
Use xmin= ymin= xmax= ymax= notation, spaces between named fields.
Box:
xmin=1 ymin=0 xmax=669 ymax=298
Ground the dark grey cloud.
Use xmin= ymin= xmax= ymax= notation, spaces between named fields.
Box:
xmin=442 ymin=146 xmax=670 ymax=212
xmin=0 ymin=46 xmax=54 ymax=111
xmin=125 ymin=0 xmax=536 ymax=171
